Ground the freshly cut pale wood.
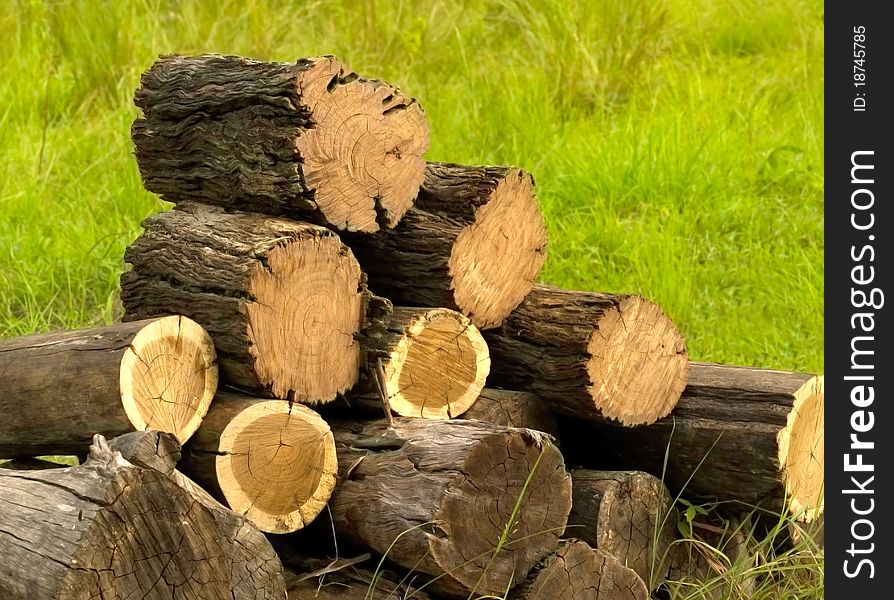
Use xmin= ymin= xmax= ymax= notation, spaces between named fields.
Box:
xmin=485 ymin=285 xmax=689 ymax=425
xmin=461 ymin=389 xmax=559 ymax=438
xmin=0 ymin=434 xmax=281 ymax=599
xmin=345 ymin=162 xmax=547 ymax=329
xmin=0 ymin=316 xmax=217 ymax=457
xmin=133 ymin=54 xmax=429 ymax=233
xmin=328 ymin=418 xmax=572 ymax=598
xmin=121 ymin=204 xmax=368 ymax=403
xmin=181 ymin=391 xmax=338 ymax=533
xmin=568 ymin=470 xmax=677 ymax=588
xmin=569 ymin=363 xmax=824 ymax=522
xmin=510 ymin=540 xmax=648 ymax=600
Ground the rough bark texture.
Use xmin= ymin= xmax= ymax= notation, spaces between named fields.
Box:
xmin=461 ymin=389 xmax=560 ymax=439
xmin=281 ymin=556 xmax=432 ymax=600
xmin=0 ymin=316 xmax=217 ymax=457
xmin=181 ymin=391 xmax=338 ymax=533
xmin=107 ymin=430 xmax=287 ymax=599
xmin=510 ymin=540 xmax=648 ymax=600
xmin=328 ymin=418 xmax=572 ymax=598
xmin=568 ymin=470 xmax=677 ymax=588
xmin=121 ymin=203 xmax=368 ymax=402
xmin=485 ymin=285 xmax=689 ymax=426
xmin=132 ymin=54 xmax=429 ymax=233
xmin=562 ymin=363 xmax=825 ymax=522
xmin=0 ymin=434 xmax=279 ymax=599
xmin=344 ymin=162 xmax=548 ymax=329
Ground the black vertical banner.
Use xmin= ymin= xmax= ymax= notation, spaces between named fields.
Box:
xmin=826 ymin=1 xmax=893 ymax=595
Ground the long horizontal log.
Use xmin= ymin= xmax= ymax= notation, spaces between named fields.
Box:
xmin=328 ymin=418 xmax=572 ymax=598
xmin=0 ymin=316 xmax=217 ymax=457
xmin=132 ymin=54 xmax=429 ymax=233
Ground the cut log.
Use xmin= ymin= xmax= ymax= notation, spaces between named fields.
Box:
xmin=0 ymin=434 xmax=282 ymax=599
xmin=282 ymin=556 xmax=432 ymax=600
xmin=485 ymin=285 xmax=689 ymax=425
xmin=328 ymin=418 xmax=572 ymax=598
xmin=107 ymin=430 xmax=287 ymax=598
xmin=132 ymin=54 xmax=429 ymax=233
xmin=509 ymin=540 xmax=648 ymax=600
xmin=0 ymin=316 xmax=217 ymax=457
xmin=360 ymin=306 xmax=490 ymax=418
xmin=461 ymin=389 xmax=560 ymax=438
xmin=121 ymin=204 xmax=367 ymax=402
xmin=344 ymin=163 xmax=548 ymax=329
xmin=568 ymin=470 xmax=677 ymax=588
xmin=565 ymin=363 xmax=824 ymax=522
xmin=180 ymin=391 xmax=338 ymax=533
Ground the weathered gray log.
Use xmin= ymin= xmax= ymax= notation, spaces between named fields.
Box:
xmin=461 ymin=389 xmax=559 ymax=438
xmin=485 ymin=285 xmax=689 ymax=425
xmin=0 ymin=316 xmax=217 ymax=457
xmin=132 ymin=54 xmax=429 ymax=233
xmin=121 ymin=203 xmax=369 ymax=403
xmin=509 ymin=540 xmax=648 ymax=600
xmin=0 ymin=434 xmax=282 ymax=599
xmin=180 ymin=391 xmax=338 ymax=534
xmin=328 ymin=418 xmax=572 ymax=598
xmin=565 ymin=362 xmax=824 ymax=522
xmin=344 ymin=162 xmax=548 ymax=329
xmin=568 ymin=470 xmax=677 ymax=588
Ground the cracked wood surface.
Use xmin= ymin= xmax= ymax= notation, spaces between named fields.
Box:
xmin=0 ymin=316 xmax=217 ymax=457
xmin=461 ymin=389 xmax=560 ymax=439
xmin=327 ymin=418 xmax=572 ymax=598
xmin=132 ymin=54 xmax=429 ymax=233
xmin=281 ymin=555 xmax=432 ymax=600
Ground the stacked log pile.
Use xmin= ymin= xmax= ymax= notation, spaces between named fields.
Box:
xmin=0 ymin=53 xmax=824 ymax=600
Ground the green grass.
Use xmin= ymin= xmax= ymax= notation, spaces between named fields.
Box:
xmin=0 ymin=0 xmax=823 ymax=374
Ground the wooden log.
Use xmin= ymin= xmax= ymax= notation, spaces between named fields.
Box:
xmin=180 ymin=391 xmax=338 ymax=533
xmin=509 ymin=540 xmax=648 ymax=600
xmin=344 ymin=163 xmax=548 ymax=329
xmin=484 ymin=285 xmax=689 ymax=425
xmin=565 ymin=363 xmax=824 ymax=522
xmin=461 ymin=389 xmax=559 ymax=438
xmin=0 ymin=434 xmax=282 ymax=599
xmin=132 ymin=54 xmax=429 ymax=233
xmin=568 ymin=470 xmax=677 ymax=588
xmin=0 ymin=316 xmax=217 ymax=457
xmin=107 ymin=430 xmax=287 ymax=598
xmin=328 ymin=418 xmax=572 ymax=598
xmin=121 ymin=203 xmax=368 ymax=402
xmin=282 ymin=556 xmax=432 ymax=600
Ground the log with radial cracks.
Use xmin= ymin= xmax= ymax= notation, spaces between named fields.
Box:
xmin=121 ymin=204 xmax=367 ymax=402
xmin=180 ymin=391 xmax=338 ymax=533
xmin=107 ymin=430 xmax=287 ymax=598
xmin=0 ymin=434 xmax=283 ymax=600
xmin=359 ymin=306 xmax=490 ymax=418
xmin=461 ymin=389 xmax=560 ymax=438
xmin=344 ymin=163 xmax=548 ymax=329
xmin=568 ymin=363 xmax=824 ymax=522
xmin=327 ymin=418 xmax=572 ymax=598
xmin=567 ymin=470 xmax=677 ymax=589
xmin=132 ymin=54 xmax=429 ymax=233
xmin=0 ymin=316 xmax=217 ymax=457
xmin=509 ymin=540 xmax=648 ymax=600
xmin=485 ymin=285 xmax=689 ymax=425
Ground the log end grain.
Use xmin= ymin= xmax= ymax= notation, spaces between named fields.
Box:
xmin=777 ymin=375 xmax=824 ymax=523
xmin=119 ymin=315 xmax=218 ymax=443
xmin=295 ymin=56 xmax=430 ymax=232
xmin=384 ymin=308 xmax=490 ymax=419
xmin=214 ymin=400 xmax=338 ymax=533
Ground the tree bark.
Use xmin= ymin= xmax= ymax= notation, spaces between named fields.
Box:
xmin=132 ymin=54 xmax=429 ymax=233
xmin=0 ymin=434 xmax=281 ymax=599
xmin=509 ymin=540 xmax=648 ymax=600
xmin=328 ymin=418 xmax=572 ymax=598
xmin=564 ymin=362 xmax=824 ymax=522
xmin=180 ymin=391 xmax=338 ymax=534
xmin=484 ymin=285 xmax=689 ymax=425
xmin=344 ymin=162 xmax=548 ymax=329
xmin=461 ymin=389 xmax=560 ymax=439
xmin=0 ymin=316 xmax=217 ymax=457
xmin=568 ymin=470 xmax=677 ymax=589
xmin=121 ymin=203 xmax=369 ymax=403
